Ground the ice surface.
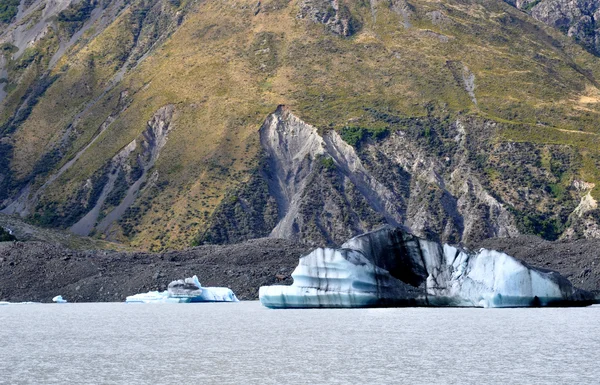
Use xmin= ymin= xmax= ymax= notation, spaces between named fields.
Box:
xmin=260 ymin=227 xmax=594 ymax=308
xmin=52 ymin=296 xmax=67 ymax=303
xmin=260 ymin=247 xmax=422 ymax=308
xmin=123 ymin=291 xmax=185 ymax=304
xmin=125 ymin=275 xmax=239 ymax=303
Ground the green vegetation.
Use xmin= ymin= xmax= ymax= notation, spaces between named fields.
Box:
xmin=319 ymin=156 xmax=336 ymax=171
xmin=517 ymin=213 xmax=566 ymax=241
xmin=2 ymin=0 xmax=600 ymax=248
xmin=0 ymin=227 xmax=16 ymax=242
xmin=194 ymin=163 xmax=279 ymax=246
xmin=521 ymin=0 xmax=542 ymax=13
xmin=339 ymin=126 xmax=389 ymax=148
xmin=1 ymin=43 xmax=18 ymax=57
xmin=249 ymin=32 xmax=281 ymax=75
xmin=12 ymin=47 xmax=41 ymax=70
xmin=32 ymin=164 xmax=110 ymax=228
xmin=337 ymin=3 xmax=362 ymax=36
xmin=0 ymin=143 xmax=14 ymax=203
xmin=105 ymin=169 xmax=129 ymax=208
xmin=1 ymin=74 xmax=60 ymax=135
xmin=0 ymin=0 xmax=19 ymax=24
xmin=57 ymin=0 xmax=95 ymax=37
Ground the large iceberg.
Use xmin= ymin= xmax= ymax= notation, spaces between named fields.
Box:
xmin=125 ymin=275 xmax=239 ymax=303
xmin=259 ymin=227 xmax=594 ymax=308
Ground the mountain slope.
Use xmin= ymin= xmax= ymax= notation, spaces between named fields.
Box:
xmin=1 ymin=0 xmax=600 ymax=250
xmin=506 ymin=0 xmax=600 ymax=56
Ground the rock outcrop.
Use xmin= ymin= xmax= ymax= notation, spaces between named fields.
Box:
xmin=0 ymin=226 xmax=15 ymax=242
xmin=200 ymin=106 xmax=522 ymax=246
xmin=259 ymin=227 xmax=595 ymax=308
xmin=508 ymin=0 xmax=600 ymax=55
xmin=70 ymin=104 xmax=175 ymax=237
xmin=298 ymin=0 xmax=362 ymax=36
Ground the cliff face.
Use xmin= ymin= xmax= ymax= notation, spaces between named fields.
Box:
xmin=507 ymin=0 xmax=600 ymax=55
xmin=199 ymin=107 xmax=597 ymax=246
xmin=1 ymin=0 xmax=600 ymax=250
xmin=298 ymin=0 xmax=362 ymax=36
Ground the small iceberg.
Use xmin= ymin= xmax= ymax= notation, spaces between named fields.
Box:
xmin=125 ymin=275 xmax=239 ymax=303
xmin=259 ymin=227 xmax=594 ymax=308
xmin=0 ymin=301 xmax=38 ymax=305
xmin=52 ymin=295 xmax=67 ymax=303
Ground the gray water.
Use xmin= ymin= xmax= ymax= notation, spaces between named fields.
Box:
xmin=1 ymin=302 xmax=599 ymax=385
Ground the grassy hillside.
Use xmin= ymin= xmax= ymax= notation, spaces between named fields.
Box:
xmin=1 ymin=0 xmax=600 ymax=250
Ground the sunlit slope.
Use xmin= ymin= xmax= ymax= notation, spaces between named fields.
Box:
xmin=2 ymin=0 xmax=600 ymax=250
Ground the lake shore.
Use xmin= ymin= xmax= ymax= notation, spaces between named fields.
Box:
xmin=1 ymin=235 xmax=599 ymax=303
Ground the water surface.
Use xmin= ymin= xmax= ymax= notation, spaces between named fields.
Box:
xmin=1 ymin=302 xmax=598 ymax=384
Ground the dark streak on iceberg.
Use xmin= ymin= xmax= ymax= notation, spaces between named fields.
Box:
xmin=259 ymin=227 xmax=594 ymax=308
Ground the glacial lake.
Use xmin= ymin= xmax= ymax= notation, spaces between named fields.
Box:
xmin=1 ymin=302 xmax=599 ymax=384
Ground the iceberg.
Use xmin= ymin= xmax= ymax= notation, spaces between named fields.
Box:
xmin=125 ymin=275 xmax=239 ymax=303
xmin=123 ymin=291 xmax=185 ymax=304
xmin=0 ymin=301 xmax=38 ymax=305
xmin=52 ymin=295 xmax=67 ymax=303
xmin=259 ymin=227 xmax=594 ymax=308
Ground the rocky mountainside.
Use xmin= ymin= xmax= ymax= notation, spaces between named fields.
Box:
xmin=200 ymin=104 xmax=600 ymax=246
xmin=0 ymin=213 xmax=127 ymax=249
xmin=506 ymin=0 xmax=600 ymax=56
xmin=1 ymin=0 xmax=600 ymax=250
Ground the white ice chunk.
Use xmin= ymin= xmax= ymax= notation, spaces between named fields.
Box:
xmin=125 ymin=275 xmax=239 ymax=303
xmin=194 ymin=287 xmax=240 ymax=302
xmin=259 ymin=286 xmax=380 ymax=308
xmin=52 ymin=295 xmax=67 ymax=303
xmin=125 ymin=291 xmax=185 ymax=303
xmin=260 ymin=247 xmax=422 ymax=308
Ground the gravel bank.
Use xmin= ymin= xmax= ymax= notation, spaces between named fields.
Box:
xmin=0 ymin=239 xmax=310 ymax=302
xmin=2 ymin=235 xmax=599 ymax=303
